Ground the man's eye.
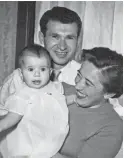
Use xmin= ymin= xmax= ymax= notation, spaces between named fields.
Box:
xmin=28 ymin=68 xmax=33 ymax=71
xmin=68 ymin=36 xmax=74 ymax=40
xmin=52 ymin=34 xmax=59 ymax=39
xmin=67 ymin=35 xmax=76 ymax=40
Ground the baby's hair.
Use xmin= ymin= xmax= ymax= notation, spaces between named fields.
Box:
xmin=19 ymin=44 xmax=51 ymax=67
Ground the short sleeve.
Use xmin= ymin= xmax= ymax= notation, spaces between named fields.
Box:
xmin=4 ymin=95 xmax=27 ymax=115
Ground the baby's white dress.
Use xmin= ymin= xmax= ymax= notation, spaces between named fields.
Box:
xmin=1 ymin=81 xmax=69 ymax=158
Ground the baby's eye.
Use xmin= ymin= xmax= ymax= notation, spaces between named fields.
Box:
xmin=28 ymin=68 xmax=34 ymax=71
xmin=40 ymin=67 xmax=47 ymax=71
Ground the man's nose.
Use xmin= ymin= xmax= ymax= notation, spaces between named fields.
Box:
xmin=58 ymin=38 xmax=67 ymax=51
xmin=34 ymin=70 xmax=40 ymax=77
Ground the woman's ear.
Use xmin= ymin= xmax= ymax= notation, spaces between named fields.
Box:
xmin=104 ymin=93 xmax=115 ymax=99
xmin=38 ymin=31 xmax=45 ymax=46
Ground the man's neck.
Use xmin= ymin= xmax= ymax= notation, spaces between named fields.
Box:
xmin=53 ymin=62 xmax=69 ymax=70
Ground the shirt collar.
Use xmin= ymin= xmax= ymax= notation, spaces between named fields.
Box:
xmin=59 ymin=61 xmax=72 ymax=72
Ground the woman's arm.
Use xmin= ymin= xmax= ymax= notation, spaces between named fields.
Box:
xmin=52 ymin=120 xmax=122 ymax=158
xmin=77 ymin=120 xmax=123 ymax=158
xmin=0 ymin=111 xmax=22 ymax=133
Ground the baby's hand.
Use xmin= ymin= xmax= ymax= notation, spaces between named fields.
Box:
xmin=66 ymin=94 xmax=76 ymax=106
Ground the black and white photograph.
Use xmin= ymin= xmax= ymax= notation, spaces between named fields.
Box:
xmin=0 ymin=1 xmax=123 ymax=158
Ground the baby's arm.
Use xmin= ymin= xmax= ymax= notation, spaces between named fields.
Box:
xmin=0 ymin=111 xmax=22 ymax=133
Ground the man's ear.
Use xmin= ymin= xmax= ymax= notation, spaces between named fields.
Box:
xmin=38 ymin=31 xmax=45 ymax=46
xmin=104 ymin=93 xmax=115 ymax=99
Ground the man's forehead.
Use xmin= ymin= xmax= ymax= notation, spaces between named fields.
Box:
xmin=46 ymin=20 xmax=78 ymax=35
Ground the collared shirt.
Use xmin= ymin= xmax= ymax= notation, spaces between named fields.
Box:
xmin=58 ymin=60 xmax=81 ymax=85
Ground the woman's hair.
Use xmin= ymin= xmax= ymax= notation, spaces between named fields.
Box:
xmin=82 ymin=47 xmax=123 ymax=98
xmin=19 ymin=44 xmax=51 ymax=67
xmin=40 ymin=6 xmax=82 ymax=37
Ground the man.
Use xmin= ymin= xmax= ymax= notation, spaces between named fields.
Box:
xmin=38 ymin=6 xmax=82 ymax=85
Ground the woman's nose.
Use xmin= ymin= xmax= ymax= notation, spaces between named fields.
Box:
xmin=75 ymin=78 xmax=85 ymax=90
xmin=58 ymin=39 xmax=67 ymax=51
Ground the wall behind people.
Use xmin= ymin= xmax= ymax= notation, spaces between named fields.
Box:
xmin=34 ymin=1 xmax=123 ymax=58
xmin=0 ymin=2 xmax=18 ymax=86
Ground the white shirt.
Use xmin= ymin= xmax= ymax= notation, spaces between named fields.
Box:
xmin=58 ymin=60 xmax=81 ymax=85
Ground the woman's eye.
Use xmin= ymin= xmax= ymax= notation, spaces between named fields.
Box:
xmin=86 ymin=82 xmax=91 ymax=86
xmin=77 ymin=72 xmax=81 ymax=79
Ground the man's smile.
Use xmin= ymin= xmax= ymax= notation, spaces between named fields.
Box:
xmin=55 ymin=51 xmax=67 ymax=57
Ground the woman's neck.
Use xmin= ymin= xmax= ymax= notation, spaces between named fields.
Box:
xmin=90 ymin=99 xmax=108 ymax=108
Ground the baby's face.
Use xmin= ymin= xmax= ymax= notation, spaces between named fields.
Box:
xmin=21 ymin=54 xmax=52 ymax=89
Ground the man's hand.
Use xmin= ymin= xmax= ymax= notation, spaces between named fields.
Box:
xmin=66 ymin=94 xmax=76 ymax=106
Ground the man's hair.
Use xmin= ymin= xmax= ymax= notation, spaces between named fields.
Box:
xmin=82 ymin=47 xmax=123 ymax=98
xmin=19 ymin=44 xmax=51 ymax=67
xmin=40 ymin=6 xmax=82 ymax=37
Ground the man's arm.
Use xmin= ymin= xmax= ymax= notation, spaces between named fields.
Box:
xmin=65 ymin=94 xmax=76 ymax=106
xmin=0 ymin=111 xmax=22 ymax=133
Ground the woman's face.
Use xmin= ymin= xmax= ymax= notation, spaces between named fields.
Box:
xmin=75 ymin=61 xmax=105 ymax=108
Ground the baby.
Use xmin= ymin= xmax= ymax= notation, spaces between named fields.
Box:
xmin=0 ymin=44 xmax=71 ymax=158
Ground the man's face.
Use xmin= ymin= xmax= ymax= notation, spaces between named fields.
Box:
xmin=41 ymin=20 xmax=78 ymax=69
xmin=21 ymin=53 xmax=51 ymax=89
xmin=75 ymin=61 xmax=105 ymax=108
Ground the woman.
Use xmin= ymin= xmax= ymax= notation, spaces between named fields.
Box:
xmin=53 ymin=47 xmax=123 ymax=158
